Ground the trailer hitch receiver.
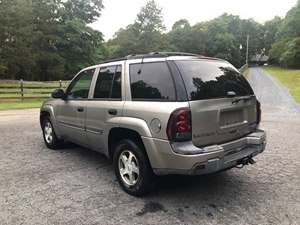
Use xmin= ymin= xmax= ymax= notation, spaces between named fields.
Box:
xmin=236 ymin=156 xmax=256 ymax=169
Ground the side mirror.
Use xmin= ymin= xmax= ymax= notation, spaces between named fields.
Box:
xmin=51 ymin=88 xmax=65 ymax=99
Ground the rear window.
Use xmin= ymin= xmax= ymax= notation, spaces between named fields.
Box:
xmin=129 ymin=62 xmax=176 ymax=101
xmin=175 ymin=60 xmax=254 ymax=101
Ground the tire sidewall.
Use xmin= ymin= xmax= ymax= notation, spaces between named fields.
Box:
xmin=113 ymin=139 xmax=154 ymax=196
xmin=42 ymin=117 xmax=59 ymax=149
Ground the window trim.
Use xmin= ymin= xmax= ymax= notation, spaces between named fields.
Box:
xmin=92 ymin=64 xmax=123 ymax=101
xmin=128 ymin=61 xmax=178 ymax=102
xmin=65 ymin=68 xmax=95 ymax=100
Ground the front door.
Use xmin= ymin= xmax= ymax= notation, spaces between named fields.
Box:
xmin=56 ymin=68 xmax=95 ymax=146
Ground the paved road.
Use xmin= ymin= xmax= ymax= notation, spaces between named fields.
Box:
xmin=249 ymin=67 xmax=300 ymax=118
xmin=0 ymin=67 xmax=300 ymax=225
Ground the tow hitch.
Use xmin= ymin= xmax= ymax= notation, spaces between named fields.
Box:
xmin=236 ymin=156 xmax=256 ymax=169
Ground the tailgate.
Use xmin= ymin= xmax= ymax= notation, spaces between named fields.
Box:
xmin=190 ymin=96 xmax=257 ymax=147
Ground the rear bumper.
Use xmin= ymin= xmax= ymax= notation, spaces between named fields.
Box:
xmin=142 ymin=129 xmax=266 ymax=175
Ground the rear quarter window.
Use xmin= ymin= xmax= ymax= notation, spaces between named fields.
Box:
xmin=129 ymin=62 xmax=176 ymax=101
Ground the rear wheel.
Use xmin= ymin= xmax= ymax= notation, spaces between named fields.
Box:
xmin=42 ymin=117 xmax=61 ymax=149
xmin=113 ymin=139 xmax=155 ymax=196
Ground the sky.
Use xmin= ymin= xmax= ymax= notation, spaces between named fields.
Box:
xmin=90 ymin=0 xmax=297 ymax=40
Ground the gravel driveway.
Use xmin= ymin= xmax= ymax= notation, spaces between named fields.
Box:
xmin=0 ymin=67 xmax=300 ymax=225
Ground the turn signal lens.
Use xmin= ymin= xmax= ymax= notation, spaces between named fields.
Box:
xmin=167 ymin=108 xmax=192 ymax=142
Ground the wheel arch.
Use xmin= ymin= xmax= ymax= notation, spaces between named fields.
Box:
xmin=40 ymin=104 xmax=62 ymax=138
xmin=106 ymin=117 xmax=153 ymax=161
xmin=107 ymin=127 xmax=146 ymax=160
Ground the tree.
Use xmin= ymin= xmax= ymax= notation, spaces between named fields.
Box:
xmin=263 ymin=17 xmax=282 ymax=54
xmin=0 ymin=0 xmax=105 ymax=80
xmin=167 ymin=19 xmax=199 ymax=53
xmin=0 ymin=0 xmax=34 ymax=79
xmin=276 ymin=0 xmax=300 ymax=40
xmin=269 ymin=39 xmax=290 ymax=65
xmin=62 ymin=0 xmax=104 ymax=24
xmin=268 ymin=0 xmax=300 ymax=68
xmin=108 ymin=0 xmax=165 ymax=58
xmin=279 ymin=38 xmax=300 ymax=68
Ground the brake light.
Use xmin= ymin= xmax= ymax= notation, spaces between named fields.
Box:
xmin=167 ymin=108 xmax=192 ymax=142
xmin=256 ymin=100 xmax=261 ymax=124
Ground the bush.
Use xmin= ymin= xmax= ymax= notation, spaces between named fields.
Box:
xmin=269 ymin=37 xmax=300 ymax=68
xmin=279 ymin=37 xmax=300 ymax=68
xmin=0 ymin=64 xmax=8 ymax=77
xmin=269 ymin=38 xmax=290 ymax=64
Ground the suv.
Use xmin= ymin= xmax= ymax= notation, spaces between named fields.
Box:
xmin=40 ymin=52 xmax=266 ymax=196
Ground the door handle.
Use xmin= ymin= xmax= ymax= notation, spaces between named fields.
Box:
xmin=77 ymin=107 xmax=84 ymax=112
xmin=108 ymin=109 xmax=117 ymax=115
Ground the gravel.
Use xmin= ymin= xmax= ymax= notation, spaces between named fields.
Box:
xmin=0 ymin=67 xmax=299 ymax=225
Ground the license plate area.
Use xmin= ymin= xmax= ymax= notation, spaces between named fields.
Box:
xmin=220 ymin=109 xmax=244 ymax=127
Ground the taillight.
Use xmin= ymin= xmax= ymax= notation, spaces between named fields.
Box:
xmin=256 ymin=100 xmax=261 ymax=124
xmin=167 ymin=108 xmax=192 ymax=142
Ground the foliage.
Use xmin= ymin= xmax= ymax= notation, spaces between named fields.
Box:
xmin=269 ymin=0 xmax=300 ymax=68
xmin=1 ymin=0 xmax=300 ymax=80
xmin=108 ymin=11 xmax=265 ymax=68
xmin=0 ymin=0 xmax=105 ymax=81
xmin=276 ymin=0 xmax=300 ymax=40
xmin=263 ymin=16 xmax=282 ymax=54
xmin=107 ymin=0 xmax=165 ymax=58
xmin=279 ymin=38 xmax=300 ymax=68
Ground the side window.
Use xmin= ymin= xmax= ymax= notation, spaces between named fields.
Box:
xmin=67 ymin=69 xmax=94 ymax=99
xmin=94 ymin=65 xmax=122 ymax=99
xmin=129 ymin=62 xmax=176 ymax=101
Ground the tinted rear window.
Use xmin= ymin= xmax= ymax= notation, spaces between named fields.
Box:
xmin=129 ymin=62 xmax=176 ymax=101
xmin=94 ymin=65 xmax=122 ymax=99
xmin=175 ymin=60 xmax=254 ymax=101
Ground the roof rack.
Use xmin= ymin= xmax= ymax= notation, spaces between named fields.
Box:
xmin=100 ymin=52 xmax=206 ymax=64
xmin=126 ymin=52 xmax=201 ymax=59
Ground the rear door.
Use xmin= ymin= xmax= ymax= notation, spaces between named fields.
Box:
xmin=85 ymin=64 xmax=124 ymax=153
xmin=175 ymin=59 xmax=257 ymax=147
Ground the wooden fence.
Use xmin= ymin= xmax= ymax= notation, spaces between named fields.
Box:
xmin=0 ymin=80 xmax=68 ymax=101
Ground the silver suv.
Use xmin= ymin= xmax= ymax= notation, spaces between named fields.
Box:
xmin=40 ymin=52 xmax=266 ymax=196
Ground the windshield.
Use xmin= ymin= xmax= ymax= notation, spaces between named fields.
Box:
xmin=175 ymin=60 xmax=254 ymax=101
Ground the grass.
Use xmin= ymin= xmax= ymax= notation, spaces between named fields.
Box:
xmin=0 ymin=100 xmax=43 ymax=110
xmin=0 ymin=81 xmax=68 ymax=88
xmin=0 ymin=93 xmax=50 ymax=98
xmin=0 ymin=80 xmax=68 ymax=110
xmin=263 ymin=66 xmax=300 ymax=103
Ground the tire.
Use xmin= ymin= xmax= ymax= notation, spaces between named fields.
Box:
xmin=42 ymin=117 xmax=62 ymax=150
xmin=113 ymin=139 xmax=156 ymax=196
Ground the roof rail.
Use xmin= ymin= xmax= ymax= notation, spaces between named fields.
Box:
xmin=99 ymin=57 xmax=127 ymax=64
xmin=100 ymin=52 xmax=205 ymax=64
xmin=126 ymin=52 xmax=201 ymax=59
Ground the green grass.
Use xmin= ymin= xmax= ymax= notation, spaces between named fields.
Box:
xmin=0 ymin=80 xmax=68 ymax=110
xmin=0 ymin=81 xmax=68 ymax=88
xmin=0 ymin=93 xmax=50 ymax=98
xmin=263 ymin=66 xmax=300 ymax=103
xmin=0 ymin=100 xmax=43 ymax=110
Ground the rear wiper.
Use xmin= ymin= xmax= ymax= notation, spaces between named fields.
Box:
xmin=232 ymin=96 xmax=253 ymax=104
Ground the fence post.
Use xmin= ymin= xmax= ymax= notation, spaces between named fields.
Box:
xmin=59 ymin=80 xmax=62 ymax=88
xmin=20 ymin=79 xmax=24 ymax=101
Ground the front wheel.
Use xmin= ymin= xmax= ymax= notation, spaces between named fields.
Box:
xmin=113 ymin=139 xmax=156 ymax=196
xmin=42 ymin=117 xmax=61 ymax=149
